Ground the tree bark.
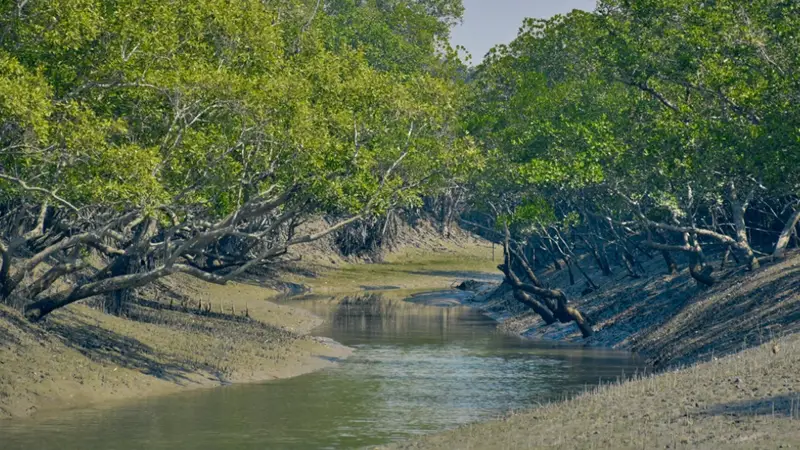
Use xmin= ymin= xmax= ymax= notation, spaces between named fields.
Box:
xmin=621 ymin=247 xmax=640 ymax=278
xmin=104 ymin=217 xmax=158 ymax=315
xmin=661 ymin=249 xmax=678 ymax=275
xmin=582 ymin=235 xmax=612 ymax=276
xmin=689 ymin=256 xmax=715 ymax=286
xmin=564 ymin=257 xmax=576 ymax=285
xmin=23 ymin=263 xmax=227 ymax=321
xmin=773 ymin=209 xmax=800 ymax=258
xmin=23 ymin=211 xmax=365 ymax=321
xmin=647 ymin=228 xmax=714 ymax=286
xmin=720 ymin=245 xmax=731 ymax=270
xmin=0 ymin=240 xmax=11 ymax=302
xmin=653 ymin=231 xmax=679 ymax=275
xmin=729 ymin=182 xmax=759 ymax=270
xmin=688 ymin=236 xmax=715 ymax=286
xmin=22 ymin=202 xmax=48 ymax=241
xmin=18 ymin=259 xmax=88 ymax=301
xmin=542 ymin=228 xmax=575 ymax=284
xmin=555 ymin=229 xmax=598 ymax=289
xmin=540 ymin=239 xmax=562 ymax=270
xmin=509 ymin=247 xmax=543 ymax=288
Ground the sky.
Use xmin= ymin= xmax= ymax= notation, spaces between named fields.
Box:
xmin=450 ymin=0 xmax=598 ymax=63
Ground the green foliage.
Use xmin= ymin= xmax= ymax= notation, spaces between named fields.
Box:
xmin=468 ymin=1 xmax=800 ymax=229
xmin=0 ymin=51 xmax=52 ymax=141
xmin=321 ymin=0 xmax=463 ymax=73
xmin=0 ymin=0 xmax=471 ymax=218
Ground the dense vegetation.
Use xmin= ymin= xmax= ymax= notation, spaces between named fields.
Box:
xmin=0 ymin=0 xmax=473 ymax=319
xmin=1 ymin=0 xmax=799 ymax=335
xmin=463 ymin=0 xmax=800 ymax=336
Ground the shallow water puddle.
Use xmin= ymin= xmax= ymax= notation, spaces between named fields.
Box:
xmin=0 ymin=290 xmax=642 ymax=449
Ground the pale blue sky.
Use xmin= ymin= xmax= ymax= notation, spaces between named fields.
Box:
xmin=451 ymin=0 xmax=598 ymax=62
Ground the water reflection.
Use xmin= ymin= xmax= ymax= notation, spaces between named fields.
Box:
xmin=332 ymin=293 xmax=400 ymax=334
xmin=0 ymin=290 xmax=643 ymax=450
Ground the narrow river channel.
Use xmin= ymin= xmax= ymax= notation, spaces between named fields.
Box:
xmin=0 ymin=289 xmax=642 ymax=449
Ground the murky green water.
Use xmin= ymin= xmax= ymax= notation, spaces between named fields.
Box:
xmin=0 ymin=290 xmax=642 ymax=449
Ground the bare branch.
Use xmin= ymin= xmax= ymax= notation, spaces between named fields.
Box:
xmin=0 ymin=174 xmax=79 ymax=212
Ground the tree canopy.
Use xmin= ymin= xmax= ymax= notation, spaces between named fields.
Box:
xmin=0 ymin=0 xmax=473 ymax=319
xmin=461 ymin=0 xmax=800 ymax=334
xmin=2 ymin=0 xmax=800 ymax=333
xmin=468 ymin=0 xmax=800 ymax=252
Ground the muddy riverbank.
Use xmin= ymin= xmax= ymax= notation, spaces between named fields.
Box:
xmin=460 ymin=251 xmax=800 ymax=368
xmin=0 ymin=274 xmax=351 ymax=420
xmin=390 ymin=252 xmax=800 ymax=449
xmin=0 ymin=234 xmax=499 ymax=421
xmin=5 ymin=229 xmax=798 ymax=449
xmin=0 ymin=288 xmax=641 ymax=450
xmin=391 ymin=333 xmax=800 ymax=450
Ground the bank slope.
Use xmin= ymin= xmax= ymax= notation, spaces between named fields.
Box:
xmin=391 ymin=254 xmax=800 ymax=449
xmin=0 ymin=274 xmax=349 ymax=420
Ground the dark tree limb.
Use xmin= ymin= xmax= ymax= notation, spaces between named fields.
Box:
xmin=774 ymin=209 xmax=800 ymax=258
xmin=499 ymin=224 xmax=593 ymax=338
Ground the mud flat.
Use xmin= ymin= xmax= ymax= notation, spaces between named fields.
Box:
xmin=0 ymin=274 xmax=350 ymax=420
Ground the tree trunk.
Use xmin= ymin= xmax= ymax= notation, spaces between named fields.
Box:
xmin=502 ymin=238 xmax=555 ymax=324
xmin=729 ymin=183 xmax=759 ymax=270
xmin=773 ymin=209 xmax=800 ymax=259
xmin=688 ymin=237 xmax=715 ymax=286
xmin=543 ymin=229 xmax=577 ymax=285
xmin=510 ymin=281 xmax=557 ymax=325
xmin=541 ymin=240 xmax=562 ymax=271
xmin=25 ymin=266 xmax=174 ymax=321
xmin=564 ymin=257 xmax=575 ymax=285
xmin=18 ymin=259 xmax=88 ymax=301
xmin=689 ymin=256 xmax=715 ymax=286
xmin=103 ymin=217 xmax=158 ymax=316
xmin=720 ymin=245 xmax=731 ymax=270
xmin=622 ymin=248 xmax=641 ymax=278
xmin=104 ymin=257 xmax=138 ymax=315
xmin=661 ymin=249 xmax=678 ymax=275
xmin=583 ymin=236 xmax=612 ymax=276
xmin=588 ymin=245 xmax=606 ymax=274
xmin=440 ymin=193 xmax=453 ymax=238
xmin=0 ymin=241 xmax=11 ymax=301
xmin=556 ymin=230 xmax=598 ymax=288
xmin=526 ymin=242 xmax=537 ymax=269
xmin=573 ymin=258 xmax=598 ymax=289
xmin=22 ymin=202 xmax=48 ymax=241
xmin=652 ymin=231 xmax=679 ymax=275
xmin=500 ymin=226 xmax=593 ymax=338
xmin=24 ymin=263 xmax=230 ymax=321
xmin=20 ymin=198 xmax=363 ymax=322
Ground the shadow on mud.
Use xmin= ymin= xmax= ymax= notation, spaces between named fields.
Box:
xmin=701 ymin=394 xmax=800 ymax=418
xmin=44 ymin=313 xmax=201 ymax=385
